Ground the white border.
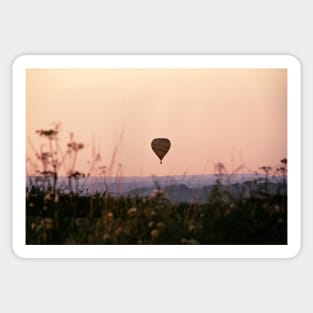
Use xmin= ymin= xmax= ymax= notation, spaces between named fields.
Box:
xmin=12 ymin=55 xmax=301 ymax=259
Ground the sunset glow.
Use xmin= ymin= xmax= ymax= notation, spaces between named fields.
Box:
xmin=26 ymin=68 xmax=287 ymax=176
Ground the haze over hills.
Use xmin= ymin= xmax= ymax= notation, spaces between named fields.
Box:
xmin=27 ymin=173 xmax=287 ymax=203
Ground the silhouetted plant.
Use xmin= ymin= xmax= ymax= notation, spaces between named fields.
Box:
xmin=26 ymin=124 xmax=287 ymax=245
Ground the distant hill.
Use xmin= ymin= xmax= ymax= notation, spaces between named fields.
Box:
xmin=127 ymin=182 xmax=286 ymax=203
xmin=27 ymin=174 xmax=287 ymax=203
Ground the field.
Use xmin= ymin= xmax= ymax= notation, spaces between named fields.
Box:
xmin=26 ymin=126 xmax=287 ymax=245
xmin=26 ymin=175 xmax=287 ymax=245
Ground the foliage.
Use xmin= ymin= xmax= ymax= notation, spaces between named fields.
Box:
xmin=26 ymin=174 xmax=287 ymax=245
xmin=26 ymin=125 xmax=287 ymax=245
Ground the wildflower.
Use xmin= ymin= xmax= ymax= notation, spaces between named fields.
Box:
xmin=44 ymin=192 xmax=51 ymax=201
xmin=215 ymin=162 xmax=226 ymax=175
xmin=188 ymin=223 xmax=196 ymax=233
xmin=106 ymin=211 xmax=114 ymax=220
xmin=39 ymin=170 xmax=55 ymax=177
xmin=150 ymin=188 xmax=165 ymax=198
xmin=115 ymin=226 xmax=123 ymax=236
xmin=128 ymin=207 xmax=137 ymax=217
xmin=259 ymin=166 xmax=272 ymax=175
xmin=150 ymin=229 xmax=159 ymax=239
xmin=148 ymin=221 xmax=155 ymax=228
xmin=67 ymin=142 xmax=84 ymax=151
xmin=156 ymin=222 xmax=166 ymax=231
xmin=36 ymin=129 xmax=58 ymax=139
xmin=150 ymin=210 xmax=157 ymax=217
xmin=36 ymin=223 xmax=43 ymax=232
xmin=103 ymin=233 xmax=111 ymax=240
xmin=69 ymin=171 xmax=85 ymax=179
xmin=44 ymin=218 xmax=54 ymax=231
xmin=36 ymin=152 xmax=52 ymax=161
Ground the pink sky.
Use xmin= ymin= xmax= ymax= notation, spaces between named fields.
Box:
xmin=26 ymin=69 xmax=287 ymax=177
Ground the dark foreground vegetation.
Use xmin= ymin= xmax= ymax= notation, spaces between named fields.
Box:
xmin=26 ymin=179 xmax=287 ymax=245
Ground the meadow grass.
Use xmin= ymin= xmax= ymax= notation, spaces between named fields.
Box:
xmin=26 ymin=125 xmax=287 ymax=245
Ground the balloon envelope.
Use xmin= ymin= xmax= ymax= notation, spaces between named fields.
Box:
xmin=151 ymin=138 xmax=171 ymax=164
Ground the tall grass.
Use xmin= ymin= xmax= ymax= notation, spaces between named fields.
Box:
xmin=26 ymin=125 xmax=287 ymax=245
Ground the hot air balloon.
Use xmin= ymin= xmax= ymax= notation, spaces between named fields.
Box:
xmin=151 ymin=138 xmax=171 ymax=164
